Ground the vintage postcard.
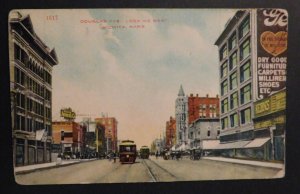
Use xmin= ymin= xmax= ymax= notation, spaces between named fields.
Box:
xmin=9 ymin=8 xmax=286 ymax=184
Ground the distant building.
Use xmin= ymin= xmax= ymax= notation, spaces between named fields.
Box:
xmin=95 ymin=123 xmax=106 ymax=155
xmin=95 ymin=117 xmax=118 ymax=152
xmin=175 ymin=85 xmax=188 ymax=146
xmin=188 ymin=94 xmax=220 ymax=124
xmin=9 ymin=11 xmax=59 ymax=166
xmin=52 ymin=121 xmax=84 ymax=155
xmin=188 ymin=118 xmax=220 ymax=149
xmin=165 ymin=116 xmax=176 ymax=149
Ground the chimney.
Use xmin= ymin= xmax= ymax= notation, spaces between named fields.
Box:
xmin=190 ymin=93 xmax=193 ymax=97
xmin=196 ymin=94 xmax=198 ymax=97
xmin=206 ymin=94 xmax=209 ymax=98
xmin=216 ymin=94 xmax=219 ymax=98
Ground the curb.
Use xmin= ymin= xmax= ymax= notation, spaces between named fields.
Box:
xmin=202 ymin=157 xmax=284 ymax=170
xmin=15 ymin=159 xmax=98 ymax=175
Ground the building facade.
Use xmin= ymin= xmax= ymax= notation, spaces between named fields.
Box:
xmin=165 ymin=116 xmax=176 ymax=149
xmin=188 ymin=118 xmax=220 ymax=149
xmin=52 ymin=121 xmax=84 ymax=155
xmin=9 ymin=11 xmax=59 ymax=166
xmin=188 ymin=94 xmax=220 ymax=124
xmin=214 ymin=9 xmax=287 ymax=161
xmin=95 ymin=117 xmax=118 ymax=152
xmin=175 ymin=85 xmax=188 ymax=146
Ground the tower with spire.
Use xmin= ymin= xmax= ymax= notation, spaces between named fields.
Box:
xmin=175 ymin=85 xmax=188 ymax=147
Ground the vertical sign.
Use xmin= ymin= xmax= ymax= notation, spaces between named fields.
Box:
xmin=257 ymin=9 xmax=288 ymax=99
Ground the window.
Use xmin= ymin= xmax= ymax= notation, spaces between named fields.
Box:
xmin=229 ymin=33 xmax=236 ymax=50
xmin=221 ymin=80 xmax=228 ymax=96
xmin=240 ymin=39 xmax=250 ymax=60
xmin=221 ymin=62 xmax=228 ymax=78
xmin=230 ymin=72 xmax=237 ymax=90
xmin=240 ymin=61 xmax=251 ymax=83
xmin=239 ymin=16 xmax=250 ymax=39
xmin=230 ymin=113 xmax=238 ymax=127
xmin=241 ymin=84 xmax=251 ymax=104
xmin=241 ymin=108 xmax=251 ymax=124
xmin=221 ymin=98 xmax=228 ymax=113
xmin=217 ymin=130 xmax=220 ymax=135
xmin=14 ymin=67 xmax=25 ymax=86
xmin=221 ymin=117 xmax=228 ymax=129
xmin=207 ymin=130 xmax=211 ymax=137
xmin=230 ymin=92 xmax=238 ymax=109
xmin=229 ymin=52 xmax=237 ymax=70
xmin=220 ymin=45 xmax=227 ymax=61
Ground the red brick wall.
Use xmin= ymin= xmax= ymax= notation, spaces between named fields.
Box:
xmin=188 ymin=94 xmax=220 ymax=124
xmin=165 ymin=117 xmax=176 ymax=148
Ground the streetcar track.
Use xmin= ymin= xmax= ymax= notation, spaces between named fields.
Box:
xmin=95 ymin=160 xmax=123 ymax=182
xmin=148 ymin=159 xmax=180 ymax=181
xmin=124 ymin=163 xmax=133 ymax=183
xmin=142 ymin=159 xmax=157 ymax=182
xmin=142 ymin=159 xmax=180 ymax=182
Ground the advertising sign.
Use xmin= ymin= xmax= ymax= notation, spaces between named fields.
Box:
xmin=257 ymin=9 xmax=288 ymax=99
xmin=60 ymin=107 xmax=76 ymax=120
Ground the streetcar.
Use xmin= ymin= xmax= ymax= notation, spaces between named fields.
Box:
xmin=139 ymin=146 xmax=150 ymax=159
xmin=119 ymin=140 xmax=137 ymax=164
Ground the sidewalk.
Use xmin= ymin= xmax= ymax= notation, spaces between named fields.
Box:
xmin=202 ymin=156 xmax=284 ymax=170
xmin=15 ymin=158 xmax=97 ymax=175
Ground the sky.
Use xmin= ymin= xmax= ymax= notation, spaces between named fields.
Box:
xmin=20 ymin=9 xmax=235 ymax=148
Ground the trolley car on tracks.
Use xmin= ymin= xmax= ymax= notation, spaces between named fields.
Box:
xmin=119 ymin=140 xmax=137 ymax=164
xmin=139 ymin=145 xmax=150 ymax=159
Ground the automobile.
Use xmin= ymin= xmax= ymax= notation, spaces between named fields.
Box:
xmin=63 ymin=151 xmax=72 ymax=160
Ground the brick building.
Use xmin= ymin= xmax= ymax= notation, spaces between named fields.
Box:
xmin=165 ymin=116 xmax=176 ymax=149
xmin=95 ymin=117 xmax=118 ymax=152
xmin=188 ymin=94 xmax=220 ymax=124
xmin=52 ymin=121 xmax=85 ymax=155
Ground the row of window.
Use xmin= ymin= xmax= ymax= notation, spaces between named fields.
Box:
xmin=189 ymin=130 xmax=220 ymax=138
xmin=221 ymin=61 xmax=251 ymax=96
xmin=221 ymin=84 xmax=252 ymax=113
xmin=15 ymin=67 xmax=52 ymax=101
xmin=16 ymin=93 xmax=51 ymax=119
xmin=221 ymin=39 xmax=251 ymax=79
xmin=16 ymin=114 xmax=50 ymax=132
xmin=219 ymin=15 xmax=250 ymax=61
xmin=14 ymin=44 xmax=52 ymax=85
xmin=221 ymin=107 xmax=251 ymax=129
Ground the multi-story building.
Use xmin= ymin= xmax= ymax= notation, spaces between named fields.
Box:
xmin=52 ymin=121 xmax=84 ymax=155
xmin=188 ymin=118 xmax=220 ymax=149
xmin=175 ymin=85 xmax=188 ymax=146
xmin=188 ymin=94 xmax=220 ymax=123
xmin=165 ymin=116 xmax=176 ymax=149
xmin=9 ymin=11 xmax=59 ymax=166
xmin=214 ymin=9 xmax=287 ymax=161
xmin=95 ymin=123 xmax=106 ymax=155
xmin=95 ymin=117 xmax=118 ymax=152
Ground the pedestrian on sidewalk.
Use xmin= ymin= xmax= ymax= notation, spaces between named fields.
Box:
xmin=155 ymin=151 xmax=159 ymax=159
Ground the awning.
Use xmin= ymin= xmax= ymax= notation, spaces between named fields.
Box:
xmin=215 ymin=140 xmax=251 ymax=150
xmin=201 ymin=140 xmax=220 ymax=150
xmin=244 ymin=137 xmax=270 ymax=148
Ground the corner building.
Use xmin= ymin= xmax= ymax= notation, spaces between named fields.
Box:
xmin=214 ymin=9 xmax=287 ymax=161
xmin=9 ymin=11 xmax=58 ymax=166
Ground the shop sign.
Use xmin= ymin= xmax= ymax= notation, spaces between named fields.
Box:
xmin=255 ymin=90 xmax=286 ymax=117
xmin=257 ymin=9 xmax=288 ymax=99
xmin=60 ymin=107 xmax=76 ymax=120
xmin=254 ymin=115 xmax=285 ymax=128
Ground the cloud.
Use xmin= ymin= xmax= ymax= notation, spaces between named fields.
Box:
xmin=19 ymin=9 xmax=235 ymax=148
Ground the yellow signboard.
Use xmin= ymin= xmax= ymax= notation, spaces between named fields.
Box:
xmin=255 ymin=90 xmax=286 ymax=117
xmin=60 ymin=108 xmax=76 ymax=120
xmin=254 ymin=115 xmax=286 ymax=128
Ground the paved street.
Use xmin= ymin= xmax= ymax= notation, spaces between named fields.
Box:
xmin=15 ymin=156 xmax=282 ymax=185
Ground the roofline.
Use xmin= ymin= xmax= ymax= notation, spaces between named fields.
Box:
xmin=214 ymin=10 xmax=247 ymax=46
